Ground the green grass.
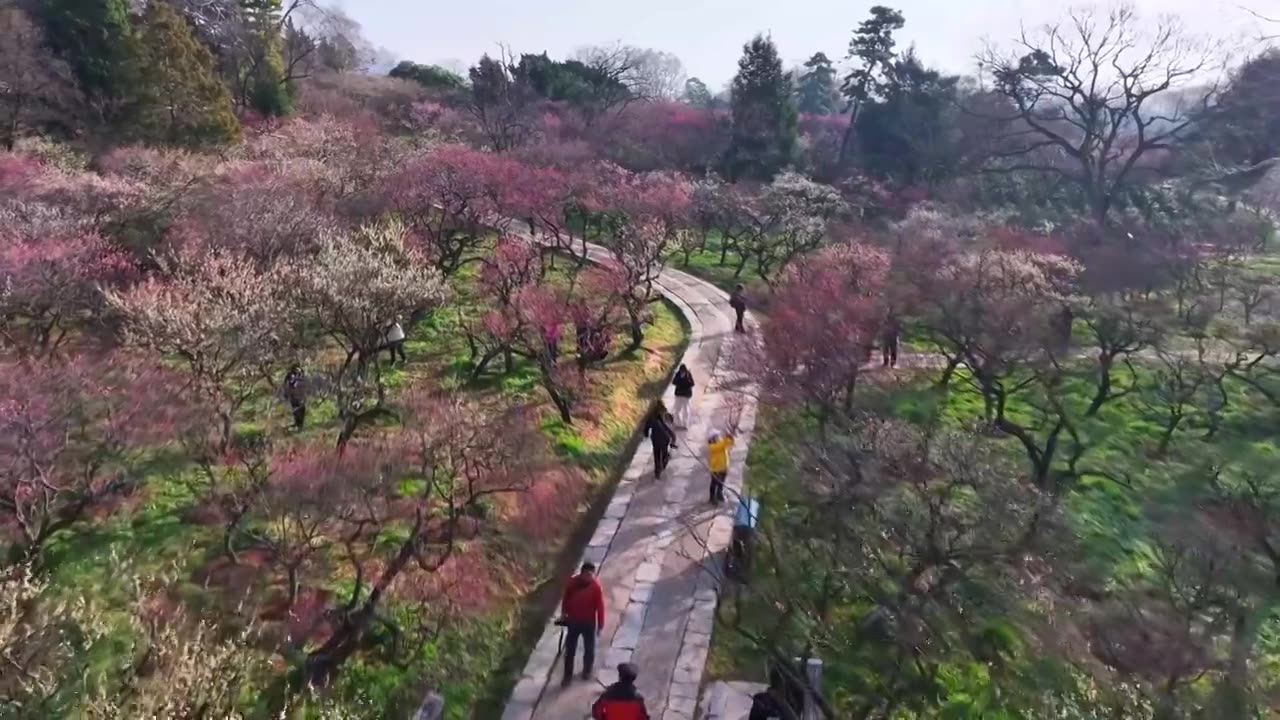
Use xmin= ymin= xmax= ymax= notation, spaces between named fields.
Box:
xmin=26 ymin=258 xmax=690 ymax=719
xmin=709 ymin=356 xmax=1280 ymax=713
xmin=675 ymin=232 xmax=770 ymax=296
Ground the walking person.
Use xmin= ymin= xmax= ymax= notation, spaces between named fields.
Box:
xmin=729 ymin=284 xmax=747 ymax=333
xmin=559 ymin=562 xmax=606 ymax=686
xmin=283 ymin=364 xmax=307 ymax=430
xmin=881 ymin=314 xmax=901 ymax=369
xmin=671 ymin=364 xmax=695 ymax=429
xmin=384 ymin=319 xmax=407 ymax=365
xmin=644 ymin=402 xmax=678 ymax=480
xmin=591 ymin=662 xmax=651 ymax=720
xmin=707 ymin=429 xmax=735 ymax=504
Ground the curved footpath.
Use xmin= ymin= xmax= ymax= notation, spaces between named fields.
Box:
xmin=501 ymin=243 xmax=760 ymax=720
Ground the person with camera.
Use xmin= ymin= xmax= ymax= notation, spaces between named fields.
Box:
xmin=559 ymin=561 xmax=606 ymax=686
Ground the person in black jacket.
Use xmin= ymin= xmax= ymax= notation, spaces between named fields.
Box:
xmin=283 ymin=365 xmax=307 ymax=430
xmin=881 ymin=314 xmax=901 ymax=369
xmin=729 ymin=284 xmax=747 ymax=333
xmin=748 ymin=670 xmax=801 ymax=720
xmin=671 ymin=364 xmax=695 ymax=429
xmin=644 ymin=402 xmax=678 ymax=480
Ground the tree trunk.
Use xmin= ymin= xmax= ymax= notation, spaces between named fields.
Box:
xmin=303 ymin=518 xmax=422 ymax=687
xmin=627 ymin=310 xmax=644 ymax=353
xmin=1157 ymin=411 xmax=1182 ymax=456
xmin=936 ymin=356 xmax=960 ymax=390
xmin=1086 ymin=353 xmax=1115 ymax=417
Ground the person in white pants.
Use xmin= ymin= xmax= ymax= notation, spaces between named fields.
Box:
xmin=671 ymin=364 xmax=695 ymax=429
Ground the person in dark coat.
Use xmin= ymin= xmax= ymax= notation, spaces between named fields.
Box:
xmin=283 ymin=364 xmax=307 ymax=430
xmin=592 ymin=662 xmax=651 ymax=720
xmin=729 ymin=284 xmax=747 ymax=333
xmin=671 ymin=364 xmax=695 ymax=429
xmin=559 ymin=562 xmax=606 ymax=685
xmin=748 ymin=670 xmax=801 ymax=720
xmin=644 ymin=402 xmax=678 ymax=480
xmin=881 ymin=314 xmax=901 ymax=369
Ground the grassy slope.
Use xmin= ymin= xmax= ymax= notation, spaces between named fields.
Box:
xmin=33 ymin=263 xmax=688 ymax=719
xmin=706 ymin=360 xmax=1280 ymax=712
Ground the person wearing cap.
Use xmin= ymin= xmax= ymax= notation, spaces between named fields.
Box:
xmin=560 ymin=561 xmax=606 ymax=686
xmin=591 ymin=663 xmax=651 ymax=720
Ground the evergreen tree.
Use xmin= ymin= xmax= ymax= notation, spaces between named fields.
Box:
xmin=723 ymin=34 xmax=797 ymax=181
xmin=241 ymin=0 xmax=292 ymax=116
xmin=40 ymin=0 xmax=135 ymax=119
xmin=390 ymin=61 xmax=467 ymax=91
xmin=683 ymin=77 xmax=713 ymax=108
xmin=839 ymin=6 xmax=905 ymax=165
xmin=795 ymin=52 xmax=838 ymax=114
xmin=855 ymin=51 xmax=961 ymax=186
xmin=132 ymin=0 xmax=240 ymax=147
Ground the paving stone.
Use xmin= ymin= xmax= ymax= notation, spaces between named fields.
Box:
xmin=612 ymin=604 xmax=646 ymax=650
xmin=634 ymin=560 xmax=663 ymax=584
xmin=589 ymin=518 xmax=621 ymax=547
xmin=663 ymin=707 xmax=693 ymax=720
xmin=499 ymin=701 xmax=534 ymax=720
xmin=604 ymin=646 xmax=633 ymax=667
xmin=509 ymin=676 xmax=544 ymax=705
xmin=677 ymin=644 xmax=708 ymax=675
xmin=669 ymin=681 xmax=700 ymax=700
xmin=630 ymin=582 xmax=655 ymax=603
xmin=682 ymin=630 xmax=711 ymax=650
xmin=672 ymin=666 xmax=702 ymax=685
xmin=686 ymin=607 xmax=715 ymax=636
xmin=581 ymin=545 xmax=607 ymax=567
xmin=503 ymin=236 xmax=764 ymax=720
xmin=604 ymin=498 xmax=631 ymax=520
xmin=668 ymin=694 xmax=698 ymax=717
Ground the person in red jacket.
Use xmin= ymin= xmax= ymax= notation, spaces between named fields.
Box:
xmin=592 ymin=663 xmax=650 ymax=720
xmin=560 ymin=562 xmax=606 ymax=686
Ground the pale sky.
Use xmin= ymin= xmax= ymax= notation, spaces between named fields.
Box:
xmin=341 ymin=0 xmax=1272 ymax=88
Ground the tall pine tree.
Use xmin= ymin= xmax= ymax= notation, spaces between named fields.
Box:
xmin=723 ymin=34 xmax=797 ymax=181
xmin=40 ymin=0 xmax=135 ymax=120
xmin=795 ymin=52 xmax=838 ymax=115
xmin=132 ymin=0 xmax=240 ymax=147
xmin=839 ymin=6 xmax=905 ymax=166
xmin=241 ymin=0 xmax=292 ymax=116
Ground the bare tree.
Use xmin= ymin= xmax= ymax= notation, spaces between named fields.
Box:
xmin=978 ymin=6 xmax=1218 ymax=229
xmin=0 ymin=7 xmax=79 ymax=150
xmin=573 ymin=43 xmax=684 ymax=104
xmin=617 ymin=47 xmax=687 ymax=100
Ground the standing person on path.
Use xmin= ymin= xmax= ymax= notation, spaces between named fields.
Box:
xmin=671 ymin=364 xmax=695 ymax=429
xmin=707 ymin=429 xmax=735 ymax=504
xmin=644 ymin=402 xmax=678 ymax=480
xmin=729 ymin=284 xmax=747 ymax=333
xmin=384 ymin=319 xmax=407 ymax=365
xmin=591 ymin=662 xmax=651 ymax=720
xmin=881 ymin=314 xmax=901 ymax=369
xmin=559 ymin=562 xmax=605 ymax=686
xmin=283 ymin=364 xmax=307 ymax=430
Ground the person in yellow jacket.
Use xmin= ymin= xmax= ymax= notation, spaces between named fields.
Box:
xmin=707 ymin=430 xmax=735 ymax=504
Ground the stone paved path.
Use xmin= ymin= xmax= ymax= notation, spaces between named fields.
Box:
xmin=501 ymin=245 xmax=759 ymax=720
